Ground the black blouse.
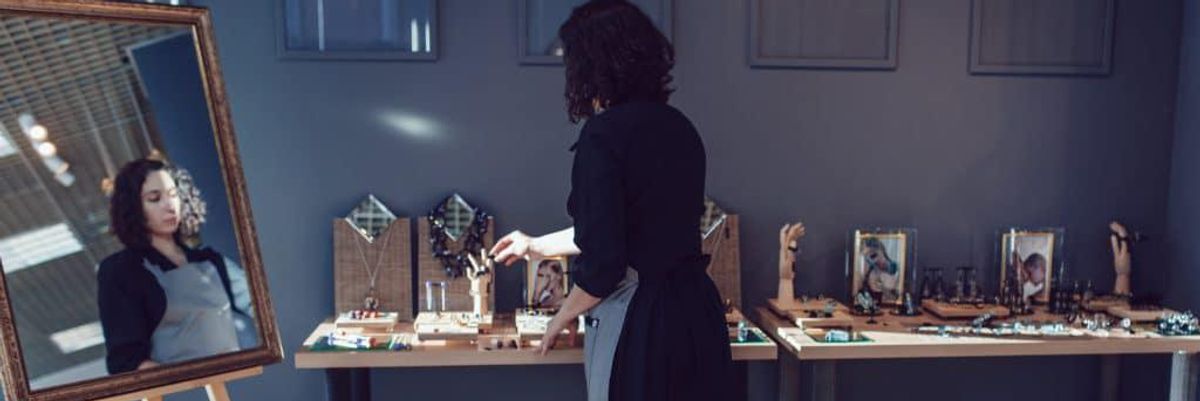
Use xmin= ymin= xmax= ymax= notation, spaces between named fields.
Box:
xmin=568 ymin=100 xmax=707 ymax=296
xmin=96 ymin=244 xmax=246 ymax=374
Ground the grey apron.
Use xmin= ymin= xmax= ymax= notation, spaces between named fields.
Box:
xmin=584 ymin=268 xmax=638 ymax=401
xmin=143 ymin=259 xmax=241 ymax=364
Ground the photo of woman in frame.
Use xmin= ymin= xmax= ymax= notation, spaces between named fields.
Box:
xmin=527 ymin=256 xmax=570 ymax=310
xmin=1000 ymin=231 xmax=1056 ymax=304
xmin=851 ymin=231 xmax=907 ymax=306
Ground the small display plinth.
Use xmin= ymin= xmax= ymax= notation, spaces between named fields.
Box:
xmin=768 ymin=297 xmax=855 ymax=329
xmin=414 ymin=312 xmax=494 ymax=341
xmin=1107 ymin=305 xmax=1176 ymax=323
xmin=921 ymin=300 xmax=1011 ymax=319
xmin=334 ymin=311 xmax=400 ymax=333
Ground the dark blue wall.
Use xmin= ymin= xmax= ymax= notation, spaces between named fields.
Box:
xmin=166 ymin=0 xmax=1183 ymax=400
xmin=129 ymin=33 xmax=242 ymax=263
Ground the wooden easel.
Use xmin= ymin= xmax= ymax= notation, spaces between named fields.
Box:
xmin=96 ymin=366 xmax=262 ymax=401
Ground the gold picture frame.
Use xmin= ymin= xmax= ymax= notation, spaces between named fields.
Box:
xmin=850 ymin=229 xmax=912 ymax=307
xmin=998 ymin=229 xmax=1062 ymax=304
xmin=526 ymin=256 xmax=570 ymax=310
xmin=0 ymin=2 xmax=282 ymax=400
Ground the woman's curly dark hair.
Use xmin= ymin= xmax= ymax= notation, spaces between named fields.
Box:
xmin=109 ymin=159 xmax=176 ymax=249
xmin=559 ymin=0 xmax=675 ymax=123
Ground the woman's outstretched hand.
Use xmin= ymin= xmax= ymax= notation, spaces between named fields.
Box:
xmin=537 ymin=313 xmax=579 ymax=355
xmin=490 ymin=230 xmax=543 ymax=266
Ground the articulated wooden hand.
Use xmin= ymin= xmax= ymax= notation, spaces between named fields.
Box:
xmin=777 ymin=222 xmax=806 ymax=304
xmin=1110 ymin=221 xmax=1131 ymax=295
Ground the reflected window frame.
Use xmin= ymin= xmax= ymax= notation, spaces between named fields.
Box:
xmin=275 ymin=0 xmax=440 ymax=61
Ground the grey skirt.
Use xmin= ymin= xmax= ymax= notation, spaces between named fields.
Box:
xmin=583 ymin=268 xmax=638 ymax=401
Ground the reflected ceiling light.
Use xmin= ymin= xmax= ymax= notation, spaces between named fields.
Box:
xmin=411 ymin=18 xmax=419 ymax=53
xmin=49 ymin=321 xmax=105 ymax=354
xmin=17 ymin=113 xmax=73 ymax=187
xmin=55 ymin=171 xmax=75 ymax=187
xmin=379 ymin=111 xmax=441 ymax=141
xmin=0 ymin=223 xmax=84 ymax=273
xmin=36 ymin=142 xmax=56 ymax=157
xmin=0 ymin=129 xmax=16 ymax=158
xmin=27 ymin=125 xmax=47 ymax=141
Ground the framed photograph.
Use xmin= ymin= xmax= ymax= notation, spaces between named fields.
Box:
xmin=998 ymin=228 xmax=1064 ymax=304
xmin=748 ymin=0 xmax=900 ymax=69
xmin=848 ymin=228 xmax=915 ymax=307
xmin=526 ymin=256 xmax=570 ymax=310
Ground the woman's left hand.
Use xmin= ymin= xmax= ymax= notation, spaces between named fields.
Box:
xmin=538 ymin=313 xmax=578 ymax=355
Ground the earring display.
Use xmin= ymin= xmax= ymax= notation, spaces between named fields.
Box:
xmin=418 ymin=193 xmax=496 ymax=315
xmin=414 ymin=250 xmax=497 ymax=341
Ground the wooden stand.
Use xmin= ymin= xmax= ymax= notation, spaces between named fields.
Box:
xmin=97 ymin=367 xmax=262 ymax=401
xmin=768 ymin=298 xmax=854 ymax=329
xmin=921 ymin=300 xmax=1011 ymax=319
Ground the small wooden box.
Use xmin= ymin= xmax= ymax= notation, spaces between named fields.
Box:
xmin=414 ymin=312 xmax=494 ymax=341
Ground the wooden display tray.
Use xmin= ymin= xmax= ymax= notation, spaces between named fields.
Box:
xmin=296 ymin=313 xmax=777 ymax=369
xmin=334 ymin=312 xmax=400 ymax=333
xmin=414 ymin=312 xmax=494 ymax=341
xmin=922 ymin=300 xmax=1011 ymax=319
xmin=768 ymin=298 xmax=854 ymax=329
xmin=756 ymin=307 xmax=1200 ymax=361
xmin=1107 ymin=305 xmax=1177 ymax=323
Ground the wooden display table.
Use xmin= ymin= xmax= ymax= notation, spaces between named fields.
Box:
xmin=296 ymin=312 xmax=776 ymax=401
xmin=756 ymin=307 xmax=1200 ymax=401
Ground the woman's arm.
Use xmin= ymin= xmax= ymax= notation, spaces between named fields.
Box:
xmin=491 ymin=227 xmax=581 ymax=266
xmin=538 ymin=285 xmax=601 ymax=354
xmin=532 ymin=227 xmax=580 ymax=257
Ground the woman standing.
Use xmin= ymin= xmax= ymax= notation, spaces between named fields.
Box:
xmin=97 ymin=159 xmax=255 ymax=374
xmin=490 ymin=1 xmax=734 ymax=399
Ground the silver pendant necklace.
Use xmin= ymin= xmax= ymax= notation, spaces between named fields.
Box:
xmin=354 ymin=227 xmax=393 ymax=311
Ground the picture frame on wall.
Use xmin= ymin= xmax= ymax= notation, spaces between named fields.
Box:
xmin=848 ymin=228 xmax=916 ymax=307
xmin=997 ymin=228 xmax=1064 ymax=304
xmin=276 ymin=0 xmax=439 ymax=61
xmin=518 ymin=0 xmax=673 ymax=65
xmin=748 ymin=0 xmax=900 ymax=69
xmin=969 ymin=0 xmax=1114 ymax=75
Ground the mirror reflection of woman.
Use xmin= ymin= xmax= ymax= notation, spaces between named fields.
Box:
xmin=859 ymin=238 xmax=900 ymax=303
xmin=489 ymin=2 xmax=734 ymax=400
xmin=97 ymin=159 xmax=255 ymax=374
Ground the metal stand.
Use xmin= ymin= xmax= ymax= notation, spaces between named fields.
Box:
xmin=1170 ymin=352 xmax=1198 ymax=401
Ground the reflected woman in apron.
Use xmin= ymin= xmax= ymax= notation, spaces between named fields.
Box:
xmin=97 ymin=159 xmax=256 ymax=374
xmin=490 ymin=1 xmax=734 ymax=399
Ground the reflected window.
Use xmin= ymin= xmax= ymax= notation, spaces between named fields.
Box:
xmin=0 ymin=223 xmax=85 ymax=273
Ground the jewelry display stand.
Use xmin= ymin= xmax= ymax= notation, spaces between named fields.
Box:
xmin=334 ymin=195 xmax=413 ymax=319
xmin=97 ymin=367 xmax=262 ymax=401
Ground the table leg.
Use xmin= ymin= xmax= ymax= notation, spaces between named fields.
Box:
xmin=349 ymin=368 xmax=371 ymax=401
xmin=811 ymin=361 xmax=836 ymax=401
xmin=1099 ymin=355 xmax=1119 ymax=401
xmin=778 ymin=352 xmax=801 ymax=401
xmin=1169 ymin=351 xmax=1197 ymax=401
xmin=324 ymin=369 xmax=350 ymax=401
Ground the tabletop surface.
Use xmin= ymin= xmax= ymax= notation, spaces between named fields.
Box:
xmin=295 ymin=311 xmax=777 ymax=369
xmin=755 ymin=306 xmax=1200 ymax=361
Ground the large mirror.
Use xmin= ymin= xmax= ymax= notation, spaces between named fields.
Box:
xmin=0 ymin=2 xmax=281 ymax=401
